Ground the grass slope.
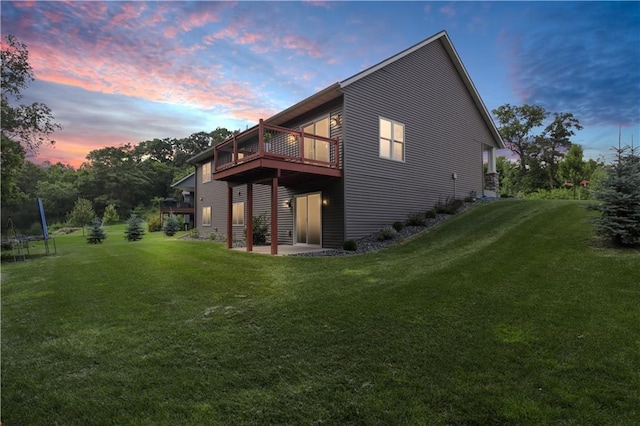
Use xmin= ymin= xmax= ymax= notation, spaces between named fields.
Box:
xmin=2 ymin=200 xmax=639 ymax=424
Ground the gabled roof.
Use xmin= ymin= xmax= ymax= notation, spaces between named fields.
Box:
xmin=171 ymin=172 xmax=195 ymax=190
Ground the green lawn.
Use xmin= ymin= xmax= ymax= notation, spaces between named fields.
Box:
xmin=2 ymin=200 xmax=639 ymax=424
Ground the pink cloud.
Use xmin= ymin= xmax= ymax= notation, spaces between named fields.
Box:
xmin=280 ymin=34 xmax=323 ymax=58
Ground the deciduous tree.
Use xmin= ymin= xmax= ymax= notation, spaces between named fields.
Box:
xmin=68 ymin=198 xmax=95 ymax=236
xmin=1 ymin=34 xmax=61 ymax=152
xmin=492 ymin=104 xmax=547 ymax=173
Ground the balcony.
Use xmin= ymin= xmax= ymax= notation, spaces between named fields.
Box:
xmin=159 ymin=199 xmax=194 ymax=215
xmin=213 ymin=119 xmax=342 ymax=185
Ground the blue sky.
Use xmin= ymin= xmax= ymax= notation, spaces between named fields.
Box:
xmin=2 ymin=1 xmax=638 ymax=167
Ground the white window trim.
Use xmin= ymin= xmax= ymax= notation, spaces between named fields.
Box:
xmin=379 ymin=116 xmax=405 ymax=162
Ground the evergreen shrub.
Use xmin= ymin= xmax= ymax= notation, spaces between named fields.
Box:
xmin=87 ymin=217 xmax=107 ymax=244
xmin=163 ymin=215 xmax=181 ymax=236
xmin=343 ymin=240 xmax=357 ymax=251
xmin=124 ymin=214 xmax=145 ymax=242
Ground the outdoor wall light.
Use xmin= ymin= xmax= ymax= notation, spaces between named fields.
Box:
xmin=283 ymin=199 xmax=293 ymax=209
xmin=322 ymin=198 xmax=329 ymax=206
xmin=287 ymin=134 xmax=297 ymax=144
xmin=330 ymin=115 xmax=342 ymax=127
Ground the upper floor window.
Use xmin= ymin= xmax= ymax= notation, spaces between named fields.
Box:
xmin=379 ymin=117 xmax=404 ymax=162
xmin=232 ymin=202 xmax=244 ymax=226
xmin=302 ymin=117 xmax=330 ymax=162
xmin=202 ymin=162 xmax=212 ymax=183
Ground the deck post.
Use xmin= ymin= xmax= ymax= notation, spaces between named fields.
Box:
xmin=227 ymin=183 xmax=233 ymax=249
xmin=258 ymin=119 xmax=264 ymax=155
xmin=246 ymin=183 xmax=253 ymax=252
xmin=270 ymin=174 xmax=279 ymax=255
xmin=213 ymin=142 xmax=218 ymax=171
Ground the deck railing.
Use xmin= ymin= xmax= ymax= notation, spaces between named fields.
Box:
xmin=214 ymin=119 xmax=340 ymax=172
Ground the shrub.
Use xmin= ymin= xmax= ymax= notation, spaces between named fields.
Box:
xmin=392 ymin=221 xmax=404 ymax=232
xmin=405 ymin=212 xmax=426 ymax=226
xmin=190 ymin=228 xmax=200 ymax=239
xmin=251 ymin=212 xmax=269 ymax=245
xmin=162 ymin=215 xmax=181 ymax=236
xmin=87 ymin=217 xmax=106 ymax=244
xmin=208 ymin=232 xmax=217 ymax=241
xmin=435 ymin=197 xmax=464 ymax=215
xmin=147 ymin=216 xmax=162 ymax=232
xmin=124 ymin=214 xmax=145 ymax=242
xmin=425 ymin=209 xmax=436 ymax=219
xmin=377 ymin=226 xmax=397 ymax=241
xmin=343 ymin=240 xmax=357 ymax=251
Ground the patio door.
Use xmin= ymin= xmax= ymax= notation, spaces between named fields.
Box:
xmin=294 ymin=193 xmax=321 ymax=246
xmin=303 ymin=117 xmax=330 ymax=162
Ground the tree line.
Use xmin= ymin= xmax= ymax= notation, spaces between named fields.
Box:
xmin=1 ymin=130 xmax=232 ymax=235
xmin=491 ymin=104 xmax=606 ymax=199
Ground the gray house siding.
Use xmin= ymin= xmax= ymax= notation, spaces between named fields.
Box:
xmin=341 ymin=38 xmax=496 ymax=240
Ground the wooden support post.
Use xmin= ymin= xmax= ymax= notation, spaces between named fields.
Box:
xmin=246 ymin=183 xmax=253 ymax=252
xmin=258 ymin=118 xmax=264 ymax=155
xmin=227 ymin=184 xmax=233 ymax=249
xmin=270 ymin=175 xmax=279 ymax=255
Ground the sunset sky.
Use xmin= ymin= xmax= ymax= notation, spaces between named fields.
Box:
xmin=2 ymin=1 xmax=638 ymax=168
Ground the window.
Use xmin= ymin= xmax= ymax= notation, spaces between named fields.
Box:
xmin=379 ymin=117 xmax=404 ymax=161
xmin=202 ymin=206 xmax=211 ymax=226
xmin=202 ymin=162 xmax=211 ymax=183
xmin=232 ymin=202 xmax=244 ymax=226
xmin=302 ymin=117 xmax=330 ymax=162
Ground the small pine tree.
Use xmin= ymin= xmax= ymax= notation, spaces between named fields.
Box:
xmin=102 ymin=204 xmax=119 ymax=225
xmin=124 ymin=214 xmax=145 ymax=242
xmin=87 ymin=217 xmax=107 ymax=244
xmin=163 ymin=214 xmax=181 ymax=236
xmin=591 ymin=141 xmax=640 ymax=246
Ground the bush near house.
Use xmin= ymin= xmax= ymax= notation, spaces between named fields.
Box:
xmin=377 ymin=226 xmax=397 ymax=241
xmin=434 ymin=197 xmax=464 ymax=215
xmin=405 ymin=212 xmax=426 ymax=226
xmin=343 ymin=239 xmax=357 ymax=251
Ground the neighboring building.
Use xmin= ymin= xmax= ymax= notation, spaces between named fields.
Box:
xmin=160 ymin=172 xmax=195 ymax=230
xmin=188 ymin=30 xmax=504 ymax=254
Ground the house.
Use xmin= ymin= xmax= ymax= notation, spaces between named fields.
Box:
xmin=187 ymin=30 xmax=504 ymax=254
xmin=160 ymin=172 xmax=195 ymax=230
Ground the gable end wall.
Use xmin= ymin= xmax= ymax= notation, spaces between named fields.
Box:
xmin=342 ymin=38 xmax=496 ymax=240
